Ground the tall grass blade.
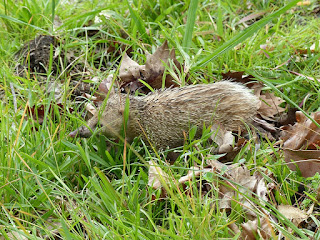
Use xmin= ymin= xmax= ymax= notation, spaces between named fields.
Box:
xmin=182 ymin=0 xmax=198 ymax=51
xmin=195 ymin=0 xmax=300 ymax=68
xmin=126 ymin=0 xmax=151 ymax=43
xmin=51 ymin=0 xmax=56 ymax=32
xmin=0 ymin=14 xmax=49 ymax=33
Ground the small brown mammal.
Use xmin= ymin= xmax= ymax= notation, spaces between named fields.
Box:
xmin=70 ymin=81 xmax=258 ymax=150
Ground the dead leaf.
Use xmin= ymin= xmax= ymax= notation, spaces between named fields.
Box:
xmin=178 ymin=167 xmax=212 ymax=184
xmin=257 ymin=91 xmax=286 ymax=121
xmin=280 ymin=111 xmax=320 ymax=177
xmin=119 ymin=52 xmax=145 ymax=83
xmin=148 ymin=161 xmax=170 ymax=189
xmin=283 ymin=149 xmax=320 ymax=177
xmin=240 ymin=218 xmax=272 ymax=240
xmin=84 ymin=102 xmax=97 ymax=117
xmin=252 ymin=117 xmax=279 ymax=141
xmin=210 ymin=124 xmax=234 ymax=153
xmin=281 ymin=111 xmax=320 ymax=150
xmin=206 ymin=160 xmax=269 ymax=218
xmin=222 ymin=71 xmax=257 ymax=87
xmin=98 ymin=74 xmax=115 ymax=95
xmin=277 ymin=205 xmax=309 ymax=226
xmin=119 ymin=41 xmax=182 ymax=92
xmin=144 ymin=40 xmax=180 ymax=88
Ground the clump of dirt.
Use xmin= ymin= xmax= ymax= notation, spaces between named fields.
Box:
xmin=15 ymin=35 xmax=62 ymax=77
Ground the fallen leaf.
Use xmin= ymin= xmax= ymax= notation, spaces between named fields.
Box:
xmin=144 ymin=40 xmax=180 ymax=88
xmin=252 ymin=117 xmax=279 ymax=141
xmin=280 ymin=111 xmax=320 ymax=177
xmin=98 ymin=74 xmax=115 ymax=95
xmin=119 ymin=41 xmax=182 ymax=92
xmin=148 ymin=161 xmax=171 ymax=189
xmin=178 ymin=167 xmax=212 ymax=184
xmin=281 ymin=111 xmax=320 ymax=150
xmin=257 ymin=90 xmax=286 ymax=121
xmin=206 ymin=160 xmax=269 ymax=218
xmin=283 ymin=149 xmax=320 ymax=177
xmin=221 ymin=71 xmax=257 ymax=87
xmin=84 ymin=102 xmax=97 ymax=117
xmin=119 ymin=52 xmax=145 ymax=83
xmin=240 ymin=218 xmax=272 ymax=240
xmin=277 ymin=205 xmax=309 ymax=226
xmin=210 ymin=124 xmax=234 ymax=153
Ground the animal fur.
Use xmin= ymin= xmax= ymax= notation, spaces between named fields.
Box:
xmin=70 ymin=81 xmax=259 ymax=150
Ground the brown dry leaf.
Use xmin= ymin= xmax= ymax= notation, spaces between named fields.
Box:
xmin=144 ymin=40 xmax=180 ymax=89
xmin=257 ymin=90 xmax=286 ymax=121
xmin=98 ymin=74 xmax=115 ymax=96
xmin=206 ymin=160 xmax=269 ymax=218
xmin=221 ymin=71 xmax=259 ymax=88
xmin=280 ymin=111 xmax=320 ymax=177
xmin=84 ymin=102 xmax=97 ymax=117
xmin=217 ymin=164 xmax=268 ymax=218
xmin=277 ymin=205 xmax=309 ymax=226
xmin=148 ymin=161 xmax=171 ymax=189
xmin=210 ymin=124 xmax=234 ymax=153
xmin=119 ymin=41 xmax=181 ymax=92
xmin=178 ymin=160 xmax=273 ymax=238
xmin=178 ymin=167 xmax=214 ymax=184
xmin=240 ymin=218 xmax=273 ymax=240
xmin=281 ymin=111 xmax=320 ymax=150
xmin=283 ymin=149 xmax=320 ymax=177
xmin=119 ymin=52 xmax=145 ymax=83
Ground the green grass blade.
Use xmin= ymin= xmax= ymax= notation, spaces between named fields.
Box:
xmin=126 ymin=0 xmax=151 ymax=43
xmin=195 ymin=0 xmax=300 ymax=68
xmin=247 ymin=70 xmax=320 ymax=129
xmin=182 ymin=0 xmax=198 ymax=51
xmin=0 ymin=14 xmax=49 ymax=33
xmin=51 ymin=0 xmax=56 ymax=32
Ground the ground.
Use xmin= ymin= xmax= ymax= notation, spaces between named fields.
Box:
xmin=0 ymin=0 xmax=320 ymax=239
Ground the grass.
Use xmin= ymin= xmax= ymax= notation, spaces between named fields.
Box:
xmin=1 ymin=0 xmax=320 ymax=239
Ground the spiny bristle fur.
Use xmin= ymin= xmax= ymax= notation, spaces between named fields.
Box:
xmin=75 ymin=81 xmax=259 ymax=150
